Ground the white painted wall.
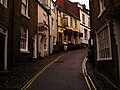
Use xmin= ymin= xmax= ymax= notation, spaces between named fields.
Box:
xmin=79 ymin=4 xmax=90 ymax=45
xmin=49 ymin=1 xmax=57 ymax=54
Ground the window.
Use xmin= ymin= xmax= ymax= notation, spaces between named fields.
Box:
xmin=53 ymin=36 xmax=56 ymax=45
xmin=20 ymin=27 xmax=28 ymax=52
xmin=82 ymin=14 xmax=85 ymax=24
xmin=75 ymin=19 xmax=77 ymax=28
xmin=70 ymin=17 xmax=72 ymax=27
xmin=51 ymin=17 xmax=54 ymax=29
xmin=97 ymin=26 xmax=112 ymax=60
xmin=98 ymin=0 xmax=105 ymax=17
xmin=51 ymin=2 xmax=55 ymax=12
xmin=0 ymin=0 xmax=7 ymax=8
xmin=44 ymin=38 xmax=47 ymax=49
xmin=88 ymin=18 xmax=90 ymax=26
xmin=84 ymin=29 xmax=87 ymax=39
xmin=21 ymin=0 xmax=29 ymax=17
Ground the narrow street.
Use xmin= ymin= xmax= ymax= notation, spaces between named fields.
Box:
xmin=22 ymin=48 xmax=89 ymax=90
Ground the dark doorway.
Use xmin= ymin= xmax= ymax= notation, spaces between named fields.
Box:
xmin=0 ymin=33 xmax=5 ymax=71
xmin=59 ymin=32 xmax=62 ymax=43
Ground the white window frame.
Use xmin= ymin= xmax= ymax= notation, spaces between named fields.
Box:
xmin=82 ymin=14 xmax=85 ymax=24
xmin=97 ymin=24 xmax=112 ymax=61
xmin=21 ymin=0 xmax=30 ymax=19
xmin=75 ymin=19 xmax=77 ymax=28
xmin=70 ymin=17 xmax=73 ymax=27
xmin=88 ymin=17 xmax=90 ymax=27
xmin=0 ymin=0 xmax=7 ymax=8
xmin=98 ymin=0 xmax=106 ymax=18
xmin=0 ymin=27 xmax=8 ymax=70
xmin=20 ymin=27 xmax=29 ymax=53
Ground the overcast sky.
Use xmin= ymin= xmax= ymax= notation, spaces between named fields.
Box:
xmin=54 ymin=0 xmax=89 ymax=9
xmin=70 ymin=0 xmax=89 ymax=9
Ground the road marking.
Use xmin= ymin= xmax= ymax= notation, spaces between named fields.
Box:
xmin=82 ymin=57 xmax=97 ymax=90
xmin=21 ymin=54 xmax=64 ymax=90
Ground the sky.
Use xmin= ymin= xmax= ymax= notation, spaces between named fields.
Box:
xmin=54 ymin=0 xmax=89 ymax=9
xmin=70 ymin=0 xmax=89 ymax=9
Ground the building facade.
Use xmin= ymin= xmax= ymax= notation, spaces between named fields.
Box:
xmin=37 ymin=1 xmax=49 ymax=58
xmin=49 ymin=0 xmax=57 ymax=54
xmin=12 ymin=0 xmax=37 ymax=62
xmin=0 ymin=0 xmax=38 ymax=71
xmin=90 ymin=0 xmax=120 ymax=88
xmin=75 ymin=3 xmax=90 ymax=47
xmin=56 ymin=0 xmax=81 ymax=48
xmin=0 ymin=0 xmax=13 ymax=71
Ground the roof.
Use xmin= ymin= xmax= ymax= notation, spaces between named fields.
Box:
xmin=56 ymin=0 xmax=80 ymax=20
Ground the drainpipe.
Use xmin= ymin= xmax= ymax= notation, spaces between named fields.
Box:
xmin=56 ymin=6 xmax=59 ymax=42
xmin=10 ymin=0 xmax=14 ymax=70
xmin=48 ymin=14 xmax=50 ymax=55
xmin=89 ymin=0 xmax=96 ymax=69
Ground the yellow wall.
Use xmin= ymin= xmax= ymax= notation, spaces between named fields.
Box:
xmin=57 ymin=9 xmax=81 ymax=44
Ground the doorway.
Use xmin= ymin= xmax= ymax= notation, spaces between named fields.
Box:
xmin=0 ymin=33 xmax=5 ymax=71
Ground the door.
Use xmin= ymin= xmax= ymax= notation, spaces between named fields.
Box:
xmin=0 ymin=33 xmax=5 ymax=71
xmin=33 ymin=35 xmax=37 ymax=58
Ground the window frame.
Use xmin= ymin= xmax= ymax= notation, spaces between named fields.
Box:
xmin=21 ymin=0 xmax=30 ymax=18
xmin=82 ymin=14 xmax=85 ymax=24
xmin=0 ymin=0 xmax=7 ymax=8
xmin=98 ymin=0 xmax=106 ymax=18
xmin=97 ymin=24 xmax=112 ymax=61
xmin=84 ymin=29 xmax=87 ymax=40
xmin=20 ymin=27 xmax=29 ymax=53
xmin=75 ymin=19 xmax=77 ymax=28
xmin=70 ymin=17 xmax=73 ymax=27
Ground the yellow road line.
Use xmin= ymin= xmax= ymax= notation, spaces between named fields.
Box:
xmin=21 ymin=54 xmax=64 ymax=90
xmin=82 ymin=57 xmax=97 ymax=90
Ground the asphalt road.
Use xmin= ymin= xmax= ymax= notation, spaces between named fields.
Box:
xmin=26 ymin=48 xmax=89 ymax=90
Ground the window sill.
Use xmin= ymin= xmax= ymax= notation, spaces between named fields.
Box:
xmin=97 ymin=58 xmax=112 ymax=61
xmin=98 ymin=8 xmax=106 ymax=18
xmin=20 ymin=50 xmax=30 ymax=53
xmin=21 ymin=13 xmax=30 ymax=19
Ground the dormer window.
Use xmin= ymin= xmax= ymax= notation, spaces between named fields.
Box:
xmin=21 ymin=0 xmax=29 ymax=18
xmin=98 ymin=0 xmax=106 ymax=17
xmin=0 ymin=0 xmax=7 ymax=8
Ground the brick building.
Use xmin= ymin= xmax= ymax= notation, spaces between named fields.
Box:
xmin=12 ymin=0 xmax=37 ymax=62
xmin=56 ymin=0 xmax=81 ymax=47
xmin=90 ymin=0 xmax=120 ymax=87
xmin=0 ymin=0 xmax=38 ymax=71
xmin=0 ymin=0 xmax=13 ymax=71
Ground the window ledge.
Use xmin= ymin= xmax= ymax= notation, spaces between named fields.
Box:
xmin=20 ymin=50 xmax=30 ymax=53
xmin=98 ymin=7 xmax=106 ymax=18
xmin=21 ymin=13 xmax=30 ymax=19
xmin=97 ymin=58 xmax=112 ymax=61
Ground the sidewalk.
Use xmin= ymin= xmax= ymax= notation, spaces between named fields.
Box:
xmin=86 ymin=61 xmax=120 ymax=90
xmin=0 ymin=52 xmax=64 ymax=90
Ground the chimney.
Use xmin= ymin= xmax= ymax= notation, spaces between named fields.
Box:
xmin=82 ymin=4 xmax=86 ymax=9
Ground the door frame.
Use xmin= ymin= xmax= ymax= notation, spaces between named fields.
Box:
xmin=0 ymin=27 xmax=8 ymax=71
